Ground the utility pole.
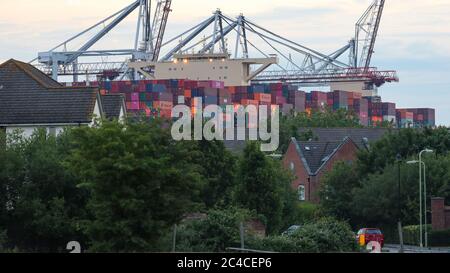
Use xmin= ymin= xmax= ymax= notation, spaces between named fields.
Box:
xmin=396 ymin=154 xmax=404 ymax=253
xmin=240 ymin=222 xmax=245 ymax=250
xmin=172 ymin=224 xmax=177 ymax=252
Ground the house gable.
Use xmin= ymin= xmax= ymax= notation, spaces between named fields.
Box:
xmin=0 ymin=59 xmax=101 ymax=126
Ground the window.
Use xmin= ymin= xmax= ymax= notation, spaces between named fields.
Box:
xmin=298 ymin=185 xmax=306 ymax=201
xmin=290 ymin=162 xmax=295 ymax=172
xmin=48 ymin=127 xmax=56 ymax=136
xmin=365 ymin=229 xmax=382 ymax=235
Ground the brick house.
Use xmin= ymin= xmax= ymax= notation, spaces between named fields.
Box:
xmin=282 ymin=128 xmax=390 ymax=203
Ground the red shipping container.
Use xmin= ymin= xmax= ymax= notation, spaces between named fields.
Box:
xmin=396 ymin=110 xmax=414 ymax=120
xmin=127 ymin=101 xmax=140 ymax=110
xmin=274 ymin=96 xmax=287 ymax=105
xmin=327 ymin=92 xmax=334 ymax=106
xmin=198 ymin=81 xmax=225 ymax=89
xmin=311 ymin=91 xmax=327 ymax=101
xmin=269 ymin=83 xmax=283 ymax=91
xmin=226 ymin=86 xmax=237 ymax=94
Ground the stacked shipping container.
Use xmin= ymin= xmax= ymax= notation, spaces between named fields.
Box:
xmin=66 ymin=80 xmax=436 ymax=128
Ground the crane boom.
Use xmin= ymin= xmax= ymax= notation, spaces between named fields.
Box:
xmin=151 ymin=0 xmax=172 ymax=61
xmin=356 ymin=0 xmax=385 ymax=69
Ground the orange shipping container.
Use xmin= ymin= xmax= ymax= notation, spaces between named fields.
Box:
xmin=226 ymin=86 xmax=237 ymax=94
xmin=253 ymin=93 xmax=272 ymax=103
xmin=184 ymin=89 xmax=192 ymax=98
xmin=352 ymin=92 xmax=362 ymax=99
xmin=241 ymin=99 xmax=259 ymax=106
xmin=153 ymin=101 xmax=173 ymax=111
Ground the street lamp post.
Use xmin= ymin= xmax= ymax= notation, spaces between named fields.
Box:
xmin=396 ymin=154 xmax=404 ymax=253
xmin=407 ymin=149 xmax=433 ymax=248
xmin=423 ymin=161 xmax=428 ymax=248
xmin=419 ymin=149 xmax=433 ymax=248
xmin=407 ymin=160 xmax=422 ymax=247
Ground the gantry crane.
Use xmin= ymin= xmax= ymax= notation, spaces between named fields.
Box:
xmin=131 ymin=0 xmax=396 ymax=88
xmin=32 ymin=0 xmax=172 ymax=81
xmin=33 ymin=0 xmax=396 ymax=88
xmin=354 ymin=0 xmax=386 ymax=69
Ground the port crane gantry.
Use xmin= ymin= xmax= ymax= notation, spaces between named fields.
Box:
xmin=32 ymin=0 xmax=172 ymax=81
xmin=32 ymin=0 xmax=397 ymax=88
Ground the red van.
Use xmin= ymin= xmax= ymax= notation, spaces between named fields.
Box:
xmin=356 ymin=228 xmax=384 ymax=248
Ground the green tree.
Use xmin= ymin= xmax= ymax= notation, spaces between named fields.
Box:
xmin=353 ymin=155 xmax=450 ymax=228
xmin=234 ymin=142 xmax=295 ymax=234
xmin=1 ymin=129 xmax=88 ymax=252
xmin=192 ymin=140 xmax=237 ymax=209
xmin=67 ymin=120 xmax=203 ymax=252
xmin=173 ymin=208 xmax=254 ymax=252
xmin=357 ymin=127 xmax=450 ymax=175
xmin=319 ymin=162 xmax=360 ymax=223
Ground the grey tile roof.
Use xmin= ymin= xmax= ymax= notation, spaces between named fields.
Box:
xmin=101 ymin=94 xmax=125 ymax=120
xmin=0 ymin=59 xmax=100 ymax=125
xmin=293 ymin=139 xmax=347 ymax=174
xmin=298 ymin=127 xmax=391 ymax=150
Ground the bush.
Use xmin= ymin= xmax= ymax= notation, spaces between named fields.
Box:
xmin=403 ymin=225 xmax=432 ymax=246
xmin=0 ymin=230 xmax=7 ymax=251
xmin=429 ymin=229 xmax=450 ymax=247
xmin=248 ymin=218 xmax=357 ymax=253
xmin=172 ymin=208 xmax=256 ymax=253
xmin=293 ymin=202 xmax=319 ymax=224
xmin=402 ymin=225 xmax=450 ymax=247
xmin=403 ymin=225 xmax=420 ymax=246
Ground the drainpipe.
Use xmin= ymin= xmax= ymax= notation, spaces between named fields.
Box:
xmin=307 ymin=177 xmax=311 ymax=201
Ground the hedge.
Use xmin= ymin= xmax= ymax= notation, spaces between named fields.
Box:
xmin=403 ymin=225 xmax=450 ymax=247
xmin=428 ymin=229 xmax=450 ymax=247
xmin=247 ymin=217 xmax=358 ymax=253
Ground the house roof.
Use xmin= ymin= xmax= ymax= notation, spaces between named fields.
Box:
xmin=292 ymin=137 xmax=355 ymax=175
xmin=0 ymin=59 xmax=101 ymax=125
xmin=0 ymin=59 xmax=62 ymax=89
xmin=298 ymin=127 xmax=391 ymax=150
xmin=101 ymin=94 xmax=126 ymax=120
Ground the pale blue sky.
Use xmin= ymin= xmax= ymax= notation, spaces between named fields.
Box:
xmin=1 ymin=0 xmax=449 ymax=125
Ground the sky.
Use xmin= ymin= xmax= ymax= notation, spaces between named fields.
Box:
xmin=1 ymin=0 xmax=449 ymax=125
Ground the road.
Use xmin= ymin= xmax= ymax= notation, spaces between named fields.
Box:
xmin=383 ymin=244 xmax=450 ymax=253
